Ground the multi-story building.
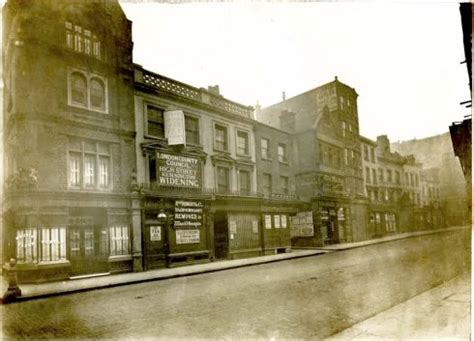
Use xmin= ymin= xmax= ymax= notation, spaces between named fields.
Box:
xmin=3 ymin=0 xmax=136 ymax=281
xmin=258 ymin=77 xmax=366 ymax=246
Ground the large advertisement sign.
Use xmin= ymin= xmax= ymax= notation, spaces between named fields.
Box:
xmin=174 ymin=200 xmax=203 ymax=229
xmin=176 ymin=229 xmax=200 ymax=244
xmin=164 ymin=110 xmax=186 ymax=145
xmin=156 ymin=152 xmax=201 ymax=188
xmin=290 ymin=211 xmax=314 ymax=237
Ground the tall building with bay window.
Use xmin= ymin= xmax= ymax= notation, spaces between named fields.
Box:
xmin=257 ymin=77 xmax=367 ymax=246
xmin=2 ymin=0 xmax=137 ymax=281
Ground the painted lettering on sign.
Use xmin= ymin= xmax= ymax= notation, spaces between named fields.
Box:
xmin=176 ymin=229 xmax=200 ymax=244
xmin=290 ymin=211 xmax=314 ymax=237
xmin=150 ymin=226 xmax=162 ymax=241
xmin=157 ymin=152 xmax=201 ymax=188
xmin=174 ymin=200 xmax=203 ymax=228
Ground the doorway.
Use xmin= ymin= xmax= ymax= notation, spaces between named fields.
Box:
xmin=69 ymin=225 xmax=109 ymax=276
xmin=214 ymin=212 xmax=229 ymax=260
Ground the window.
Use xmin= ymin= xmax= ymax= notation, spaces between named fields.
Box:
xmin=239 ymin=170 xmax=250 ymax=195
xmin=351 ymin=150 xmax=355 ymax=165
xmin=371 ymin=148 xmax=376 ymax=163
xmin=185 ymin=115 xmax=200 ymax=145
xmin=378 ymin=168 xmax=384 ymax=182
xmin=90 ymin=78 xmax=105 ymax=110
xmin=415 ymin=174 xmax=419 ymax=187
xmin=214 ymin=124 xmax=228 ymax=151
xmin=237 ymin=131 xmax=249 ymax=155
xmin=110 ymin=226 xmax=130 ymax=256
xmin=217 ymin=166 xmax=230 ymax=193
xmin=405 ymin=173 xmax=409 ymax=186
xmin=278 ymin=143 xmax=287 ymax=163
xmin=16 ymin=229 xmax=38 ymax=263
xmin=372 ymin=169 xmax=377 ymax=185
xmin=263 ymin=173 xmax=272 ymax=195
xmin=69 ymin=139 xmax=111 ymax=190
xmin=387 ymin=169 xmax=393 ymax=183
xmin=65 ymin=22 xmax=102 ymax=59
xmin=68 ymin=70 xmax=107 ymax=113
xmin=365 ymin=167 xmax=371 ymax=183
xmin=40 ymin=227 xmax=67 ymax=262
xmin=339 ymin=96 xmax=344 ymax=109
xmin=71 ymin=72 xmax=87 ymax=106
xmin=342 ymin=121 xmax=346 ymax=137
xmin=280 ymin=176 xmax=289 ymax=194
xmin=147 ymin=106 xmax=165 ymax=138
xmin=344 ymin=149 xmax=349 ymax=165
xmin=395 ymin=171 xmax=401 ymax=185
xmin=261 ymin=138 xmax=270 ymax=159
xmin=364 ymin=145 xmax=369 ymax=161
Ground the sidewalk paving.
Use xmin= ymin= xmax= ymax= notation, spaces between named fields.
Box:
xmin=327 ymin=272 xmax=471 ymax=340
xmin=2 ymin=225 xmax=469 ymax=302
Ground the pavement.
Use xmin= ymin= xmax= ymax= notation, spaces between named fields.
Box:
xmin=327 ymin=272 xmax=471 ymax=340
xmin=1 ymin=225 xmax=469 ymax=302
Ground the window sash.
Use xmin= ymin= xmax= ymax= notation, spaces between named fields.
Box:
xmin=217 ymin=167 xmax=229 ymax=191
xmin=185 ymin=116 xmax=200 ymax=145
xmin=278 ymin=144 xmax=287 ymax=162
xmin=215 ymin=126 xmax=227 ymax=150
xmin=239 ymin=171 xmax=250 ymax=193
xmin=99 ymin=156 xmax=109 ymax=188
xmin=110 ymin=226 xmax=130 ymax=256
xmin=16 ymin=229 xmax=37 ymax=263
xmin=84 ymin=154 xmax=95 ymax=187
xmin=40 ymin=227 xmax=66 ymax=262
xmin=237 ymin=132 xmax=249 ymax=155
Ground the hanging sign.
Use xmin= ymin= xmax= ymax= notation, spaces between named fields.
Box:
xmin=164 ymin=109 xmax=186 ymax=145
xmin=157 ymin=152 xmax=201 ymax=188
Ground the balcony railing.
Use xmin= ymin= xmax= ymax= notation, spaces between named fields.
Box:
xmin=137 ymin=68 xmax=253 ymax=118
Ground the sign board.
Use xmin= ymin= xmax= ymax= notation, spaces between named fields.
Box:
xmin=252 ymin=220 xmax=259 ymax=234
xmin=174 ymin=200 xmax=203 ymax=228
xmin=229 ymin=220 xmax=237 ymax=234
xmin=176 ymin=229 xmax=200 ymax=244
xmin=150 ymin=226 xmax=162 ymax=241
xmin=290 ymin=211 xmax=314 ymax=237
xmin=274 ymin=215 xmax=281 ymax=228
xmin=264 ymin=215 xmax=272 ymax=229
xmin=164 ymin=110 xmax=185 ymax=145
xmin=157 ymin=152 xmax=201 ymax=188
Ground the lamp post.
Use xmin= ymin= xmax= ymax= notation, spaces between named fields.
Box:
xmin=157 ymin=209 xmax=169 ymax=267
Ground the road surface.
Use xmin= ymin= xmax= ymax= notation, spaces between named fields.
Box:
xmin=2 ymin=229 xmax=470 ymax=339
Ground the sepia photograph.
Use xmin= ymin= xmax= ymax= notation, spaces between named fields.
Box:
xmin=0 ymin=0 xmax=471 ymax=339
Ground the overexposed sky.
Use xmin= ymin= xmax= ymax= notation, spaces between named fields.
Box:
xmin=130 ymin=2 xmax=466 ymax=141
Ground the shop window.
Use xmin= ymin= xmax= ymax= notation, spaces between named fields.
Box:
xmin=261 ymin=138 xmax=270 ymax=159
xmin=16 ymin=229 xmax=38 ymax=263
xmin=239 ymin=170 xmax=250 ymax=195
xmin=40 ymin=227 xmax=67 ymax=262
xmin=65 ymin=22 xmax=102 ymax=59
xmin=185 ymin=115 xmax=200 ymax=145
xmin=68 ymin=70 xmax=108 ymax=113
xmin=217 ymin=166 xmax=230 ymax=193
xmin=280 ymin=176 xmax=289 ymax=194
xmin=262 ymin=173 xmax=272 ymax=196
xmin=214 ymin=124 xmax=228 ymax=151
xmin=237 ymin=131 xmax=249 ymax=155
xmin=68 ymin=139 xmax=111 ymax=190
xmin=278 ymin=143 xmax=287 ymax=163
xmin=146 ymin=105 xmax=165 ymax=138
xmin=109 ymin=226 xmax=130 ymax=256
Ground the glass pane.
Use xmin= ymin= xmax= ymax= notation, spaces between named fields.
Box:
xmin=90 ymin=78 xmax=105 ymax=109
xmin=71 ymin=73 xmax=87 ymax=105
xmin=84 ymin=154 xmax=95 ymax=187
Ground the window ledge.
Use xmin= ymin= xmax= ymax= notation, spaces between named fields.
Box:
xmin=108 ymin=255 xmax=132 ymax=262
xmin=278 ymin=160 xmax=290 ymax=166
xmin=261 ymin=157 xmax=273 ymax=162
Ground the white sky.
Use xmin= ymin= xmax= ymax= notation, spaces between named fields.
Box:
xmin=121 ymin=1 xmax=471 ymax=142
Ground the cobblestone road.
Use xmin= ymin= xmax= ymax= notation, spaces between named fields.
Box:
xmin=1 ymin=230 xmax=470 ymax=339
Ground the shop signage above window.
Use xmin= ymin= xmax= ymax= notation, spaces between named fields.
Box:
xmin=156 ymin=152 xmax=201 ymax=188
xmin=174 ymin=200 xmax=203 ymax=228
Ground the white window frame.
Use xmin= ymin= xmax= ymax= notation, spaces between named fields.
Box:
xmin=236 ymin=129 xmax=250 ymax=156
xmin=213 ymin=122 xmax=229 ymax=152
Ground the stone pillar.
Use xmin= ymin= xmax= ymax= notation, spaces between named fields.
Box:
xmin=2 ymin=259 xmax=22 ymax=303
xmin=131 ymin=194 xmax=143 ymax=272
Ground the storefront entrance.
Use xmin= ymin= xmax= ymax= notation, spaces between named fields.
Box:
xmin=69 ymin=225 xmax=109 ymax=277
xmin=321 ymin=207 xmax=346 ymax=244
xmin=143 ymin=223 xmax=168 ymax=270
xmin=214 ymin=212 xmax=229 ymax=260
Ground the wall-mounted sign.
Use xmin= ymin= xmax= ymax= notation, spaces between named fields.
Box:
xmin=150 ymin=226 xmax=162 ymax=241
xmin=174 ymin=200 xmax=203 ymax=228
xmin=176 ymin=229 xmax=200 ymax=244
xmin=264 ymin=215 xmax=272 ymax=229
xmin=290 ymin=211 xmax=314 ymax=237
xmin=252 ymin=220 xmax=259 ymax=234
xmin=229 ymin=220 xmax=237 ymax=234
xmin=157 ymin=152 xmax=201 ymax=188
xmin=164 ymin=110 xmax=185 ymax=145
xmin=274 ymin=215 xmax=281 ymax=228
